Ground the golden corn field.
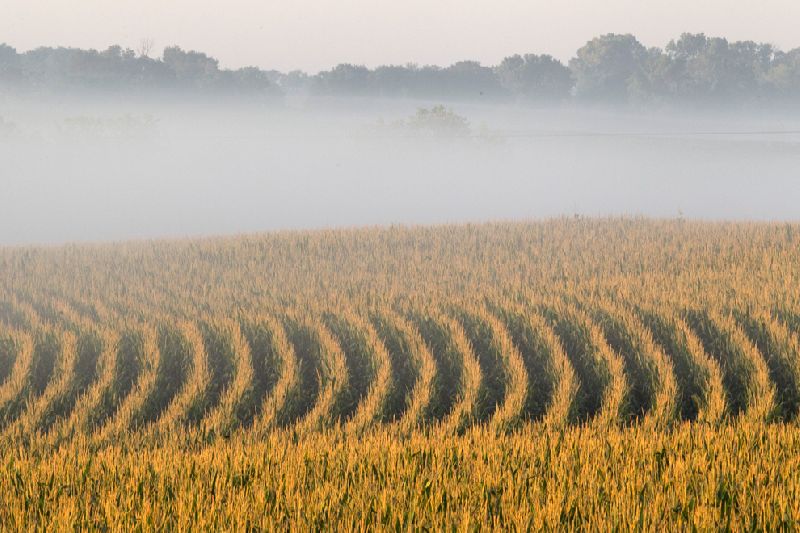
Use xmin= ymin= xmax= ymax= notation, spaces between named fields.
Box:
xmin=2 ymin=218 xmax=800 ymax=529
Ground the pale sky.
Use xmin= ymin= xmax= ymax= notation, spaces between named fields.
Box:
xmin=2 ymin=0 xmax=799 ymax=73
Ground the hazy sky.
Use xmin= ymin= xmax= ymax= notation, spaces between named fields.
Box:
xmin=3 ymin=0 xmax=799 ymax=72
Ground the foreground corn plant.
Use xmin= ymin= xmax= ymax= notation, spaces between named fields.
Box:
xmin=2 ymin=424 xmax=800 ymax=530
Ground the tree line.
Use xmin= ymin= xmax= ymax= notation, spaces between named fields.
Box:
xmin=0 ymin=44 xmax=281 ymax=99
xmin=2 ymin=33 xmax=799 ymax=106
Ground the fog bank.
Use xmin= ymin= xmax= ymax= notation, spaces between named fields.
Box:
xmin=1 ymin=98 xmax=799 ymax=245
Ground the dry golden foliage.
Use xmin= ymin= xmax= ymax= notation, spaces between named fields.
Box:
xmin=1 ymin=219 xmax=800 ymax=528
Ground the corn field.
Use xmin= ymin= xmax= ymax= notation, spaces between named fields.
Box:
xmin=2 ymin=218 xmax=800 ymax=529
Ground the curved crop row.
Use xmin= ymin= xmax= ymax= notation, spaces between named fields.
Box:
xmin=685 ymin=310 xmax=775 ymax=422
xmin=284 ymin=314 xmax=349 ymax=433
xmin=736 ymin=310 xmax=800 ymax=422
xmin=323 ymin=312 xmax=380 ymax=426
xmin=95 ymin=325 xmax=160 ymax=440
xmin=120 ymin=324 xmax=196 ymax=434
xmin=371 ymin=309 xmax=435 ymax=432
xmin=541 ymin=302 xmax=627 ymax=427
xmin=325 ymin=311 xmax=393 ymax=434
xmin=1 ymin=301 xmax=799 ymax=436
xmin=455 ymin=304 xmax=528 ymax=431
xmin=494 ymin=301 xmax=578 ymax=428
xmin=244 ymin=314 xmax=301 ymax=432
xmin=0 ymin=327 xmax=62 ymax=433
xmin=24 ymin=298 xmax=123 ymax=442
xmin=200 ymin=319 xmax=256 ymax=436
xmin=588 ymin=300 xmax=678 ymax=428
xmin=636 ymin=307 xmax=726 ymax=424
xmin=56 ymin=327 xmax=121 ymax=439
xmin=155 ymin=321 xmax=209 ymax=431
xmin=410 ymin=308 xmax=481 ymax=433
xmin=7 ymin=330 xmax=76 ymax=437
xmin=10 ymin=329 xmax=100 ymax=437
xmin=0 ymin=329 xmax=34 ymax=431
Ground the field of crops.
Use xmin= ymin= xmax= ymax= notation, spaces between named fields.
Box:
xmin=2 ymin=219 xmax=800 ymax=529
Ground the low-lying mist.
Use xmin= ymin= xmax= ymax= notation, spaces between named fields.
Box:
xmin=1 ymin=96 xmax=799 ymax=246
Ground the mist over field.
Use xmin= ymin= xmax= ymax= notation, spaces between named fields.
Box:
xmin=3 ymin=30 xmax=800 ymax=245
xmin=1 ymin=96 xmax=798 ymax=245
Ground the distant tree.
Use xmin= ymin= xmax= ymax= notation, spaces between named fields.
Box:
xmin=440 ymin=61 xmax=506 ymax=100
xmin=767 ymin=48 xmax=800 ymax=99
xmin=388 ymin=64 xmax=446 ymax=100
xmin=162 ymin=46 xmax=220 ymax=88
xmin=1 ymin=33 xmax=798 ymax=106
xmin=663 ymin=33 xmax=774 ymax=102
xmin=406 ymin=105 xmax=471 ymax=137
xmin=0 ymin=43 xmax=18 ymax=66
xmin=231 ymin=67 xmax=271 ymax=90
xmin=315 ymin=63 xmax=371 ymax=95
xmin=216 ymin=66 xmax=281 ymax=98
xmin=371 ymin=105 xmax=472 ymax=138
xmin=370 ymin=64 xmax=419 ymax=97
xmin=495 ymin=54 xmax=573 ymax=101
xmin=570 ymin=34 xmax=649 ymax=103
xmin=137 ymin=38 xmax=155 ymax=59
xmin=0 ymin=44 xmax=23 ymax=87
xmin=278 ymin=70 xmax=311 ymax=91
xmin=0 ymin=43 xmax=282 ymax=98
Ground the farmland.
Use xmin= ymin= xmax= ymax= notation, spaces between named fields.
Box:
xmin=2 ymin=218 xmax=800 ymax=528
